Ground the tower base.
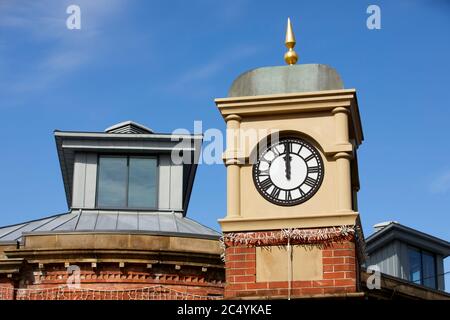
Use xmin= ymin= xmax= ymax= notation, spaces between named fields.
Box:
xmin=223 ymin=226 xmax=362 ymax=299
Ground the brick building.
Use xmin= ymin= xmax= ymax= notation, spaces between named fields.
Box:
xmin=0 ymin=21 xmax=449 ymax=300
xmin=0 ymin=121 xmax=224 ymax=300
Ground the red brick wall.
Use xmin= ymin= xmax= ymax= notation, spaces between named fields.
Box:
xmin=0 ymin=278 xmax=15 ymax=300
xmin=225 ymin=240 xmax=358 ymax=299
xmin=1 ymin=263 xmax=224 ymax=300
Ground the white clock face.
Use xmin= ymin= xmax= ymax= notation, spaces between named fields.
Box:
xmin=253 ymin=138 xmax=324 ymax=206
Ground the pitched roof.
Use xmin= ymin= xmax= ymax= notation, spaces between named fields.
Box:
xmin=0 ymin=210 xmax=220 ymax=243
xmin=104 ymin=121 xmax=153 ymax=134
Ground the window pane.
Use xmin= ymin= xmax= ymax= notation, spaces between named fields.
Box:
xmin=422 ymin=252 xmax=436 ymax=289
xmin=128 ymin=157 xmax=157 ymax=208
xmin=408 ymin=247 xmax=421 ymax=285
xmin=97 ymin=157 xmax=127 ymax=207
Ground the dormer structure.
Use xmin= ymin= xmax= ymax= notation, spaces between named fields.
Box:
xmin=366 ymin=222 xmax=450 ymax=291
xmin=55 ymin=121 xmax=201 ymax=215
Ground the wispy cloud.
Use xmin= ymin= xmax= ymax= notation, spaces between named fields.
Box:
xmin=0 ymin=0 xmax=126 ymax=96
xmin=163 ymin=45 xmax=261 ymax=94
xmin=429 ymin=170 xmax=450 ymax=194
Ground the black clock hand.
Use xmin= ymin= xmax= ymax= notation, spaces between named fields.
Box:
xmin=284 ymin=145 xmax=292 ymax=180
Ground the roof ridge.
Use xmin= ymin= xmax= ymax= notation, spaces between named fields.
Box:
xmin=105 ymin=121 xmax=153 ymax=134
xmin=28 ymin=215 xmax=60 ymax=234
xmin=172 ymin=213 xmax=180 ymax=233
xmin=51 ymin=213 xmax=79 ymax=231
xmin=74 ymin=209 xmax=83 ymax=230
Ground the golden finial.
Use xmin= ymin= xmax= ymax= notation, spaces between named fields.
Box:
xmin=284 ymin=17 xmax=298 ymax=65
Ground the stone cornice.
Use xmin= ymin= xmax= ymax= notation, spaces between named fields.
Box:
xmin=215 ymin=89 xmax=363 ymax=146
xmin=4 ymin=248 xmax=223 ymax=269
xmin=219 ymin=211 xmax=360 ymax=232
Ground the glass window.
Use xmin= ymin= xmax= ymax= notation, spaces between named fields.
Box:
xmin=407 ymin=246 xmax=437 ymax=289
xmin=422 ymin=252 xmax=436 ymax=289
xmin=408 ymin=247 xmax=422 ymax=285
xmin=128 ymin=157 xmax=157 ymax=208
xmin=96 ymin=156 xmax=157 ymax=209
xmin=97 ymin=157 xmax=128 ymax=208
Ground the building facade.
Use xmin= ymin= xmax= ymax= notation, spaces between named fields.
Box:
xmin=0 ymin=121 xmax=224 ymax=300
xmin=0 ymin=24 xmax=448 ymax=299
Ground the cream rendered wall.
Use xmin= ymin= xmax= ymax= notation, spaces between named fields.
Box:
xmin=238 ymin=112 xmax=340 ymax=218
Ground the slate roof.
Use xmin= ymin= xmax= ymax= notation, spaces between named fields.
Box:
xmin=0 ymin=210 xmax=220 ymax=243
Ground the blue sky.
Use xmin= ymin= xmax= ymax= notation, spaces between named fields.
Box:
xmin=0 ymin=1 xmax=449 ymax=288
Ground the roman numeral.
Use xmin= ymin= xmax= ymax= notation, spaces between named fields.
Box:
xmin=308 ymin=166 xmax=319 ymax=173
xmin=297 ymin=187 xmax=306 ymax=197
xmin=271 ymin=147 xmax=280 ymax=157
xmin=304 ymin=176 xmax=316 ymax=187
xmin=258 ymin=169 xmax=270 ymax=176
xmin=270 ymin=186 xmax=281 ymax=199
xmin=259 ymin=178 xmax=273 ymax=191
xmin=261 ymin=158 xmax=272 ymax=165
xmin=286 ymin=190 xmax=293 ymax=201
xmin=296 ymin=145 xmax=303 ymax=155
xmin=304 ymin=154 xmax=315 ymax=162
xmin=285 ymin=142 xmax=292 ymax=154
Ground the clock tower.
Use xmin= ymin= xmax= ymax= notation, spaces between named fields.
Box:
xmin=216 ymin=19 xmax=365 ymax=299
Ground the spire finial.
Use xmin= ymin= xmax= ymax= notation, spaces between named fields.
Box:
xmin=284 ymin=17 xmax=298 ymax=65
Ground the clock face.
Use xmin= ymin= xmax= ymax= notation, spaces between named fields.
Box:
xmin=253 ymin=137 xmax=324 ymax=206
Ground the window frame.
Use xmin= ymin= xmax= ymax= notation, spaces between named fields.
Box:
xmin=407 ymin=245 xmax=438 ymax=289
xmin=95 ymin=154 xmax=159 ymax=210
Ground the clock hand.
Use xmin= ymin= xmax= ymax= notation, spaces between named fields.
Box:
xmin=284 ymin=146 xmax=292 ymax=180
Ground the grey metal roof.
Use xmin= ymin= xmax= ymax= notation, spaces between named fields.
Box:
xmin=366 ymin=222 xmax=450 ymax=257
xmin=105 ymin=121 xmax=153 ymax=134
xmin=0 ymin=210 xmax=220 ymax=242
xmin=228 ymin=64 xmax=344 ymax=97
